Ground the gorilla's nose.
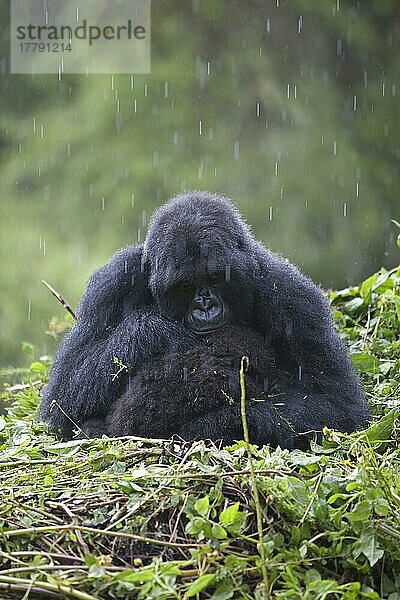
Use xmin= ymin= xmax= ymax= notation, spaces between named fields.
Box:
xmin=194 ymin=288 xmax=214 ymax=310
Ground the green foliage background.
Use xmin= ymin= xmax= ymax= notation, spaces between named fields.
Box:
xmin=0 ymin=0 xmax=399 ymax=364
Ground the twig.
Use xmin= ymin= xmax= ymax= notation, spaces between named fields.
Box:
xmin=42 ymin=280 xmax=77 ymax=320
xmin=4 ymin=524 xmax=205 ymax=548
xmin=0 ymin=582 xmax=60 ymax=599
xmin=0 ymin=565 xmax=123 ymax=575
xmin=49 ymin=400 xmax=90 ymax=439
xmin=298 ymin=471 xmax=323 ymax=526
xmin=47 ymin=501 xmax=90 ymax=556
xmin=239 ymin=357 xmax=270 ymax=599
xmin=362 ymin=307 xmax=372 ymax=343
xmin=0 ymin=575 xmax=96 ymax=600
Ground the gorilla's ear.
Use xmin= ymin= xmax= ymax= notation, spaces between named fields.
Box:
xmin=77 ymin=244 xmax=152 ymax=329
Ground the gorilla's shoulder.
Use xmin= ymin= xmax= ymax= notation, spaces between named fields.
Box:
xmin=77 ymin=244 xmax=151 ymax=321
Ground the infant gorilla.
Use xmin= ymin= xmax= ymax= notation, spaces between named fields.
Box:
xmin=83 ymin=325 xmax=285 ymax=445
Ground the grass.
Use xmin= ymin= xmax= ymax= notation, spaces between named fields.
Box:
xmin=0 ymin=264 xmax=399 ymax=599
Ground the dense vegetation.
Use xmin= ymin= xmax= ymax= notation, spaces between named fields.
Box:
xmin=1 ymin=0 xmax=400 ymax=364
xmin=0 ymin=264 xmax=399 ymax=599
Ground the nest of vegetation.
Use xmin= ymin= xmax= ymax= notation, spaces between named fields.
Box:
xmin=0 ymin=265 xmax=400 ymax=599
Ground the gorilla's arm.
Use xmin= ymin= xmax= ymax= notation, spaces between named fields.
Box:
xmin=178 ymin=383 xmax=369 ymax=450
xmin=40 ymin=245 xmax=196 ymax=438
xmin=253 ymin=246 xmax=368 ymax=414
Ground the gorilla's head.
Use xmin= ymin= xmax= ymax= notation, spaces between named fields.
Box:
xmin=143 ymin=191 xmax=259 ymax=334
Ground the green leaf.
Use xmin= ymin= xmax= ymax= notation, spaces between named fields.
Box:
xmin=344 ymin=297 xmax=365 ymax=312
xmin=347 ymin=500 xmax=371 ymax=524
xmin=116 ymin=564 xmax=181 ymax=583
xmin=185 ymin=573 xmax=216 ymax=597
xmin=195 ymin=495 xmax=210 ymax=517
xmin=353 ymin=528 xmax=384 ymax=566
xmin=360 ymin=274 xmax=378 ymax=302
xmin=374 ymin=498 xmax=390 ymax=517
xmin=29 ymin=361 xmax=47 ymax=375
xmin=88 ymin=564 xmax=106 ymax=579
xmin=210 ymin=580 xmax=234 ymax=600
xmin=366 ymin=408 xmax=399 ymax=443
xmin=351 ymin=352 xmax=380 ymax=374
xmin=219 ymin=502 xmax=240 ymax=526
xmin=116 ymin=569 xmax=155 ymax=583
xmin=211 ymin=523 xmax=227 ymax=539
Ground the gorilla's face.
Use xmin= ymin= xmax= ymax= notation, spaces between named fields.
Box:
xmin=164 ymin=272 xmax=231 ymax=335
xmin=185 ymin=283 xmax=230 ymax=334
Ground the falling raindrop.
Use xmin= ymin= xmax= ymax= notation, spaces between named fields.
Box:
xmin=298 ymin=16 xmax=303 ymax=34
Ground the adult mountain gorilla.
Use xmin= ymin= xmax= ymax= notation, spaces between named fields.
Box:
xmin=40 ymin=191 xmax=369 ymax=447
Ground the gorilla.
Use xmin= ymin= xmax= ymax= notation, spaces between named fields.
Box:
xmin=39 ymin=191 xmax=370 ymax=448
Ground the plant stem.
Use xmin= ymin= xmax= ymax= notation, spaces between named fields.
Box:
xmin=239 ymin=357 xmax=270 ymax=599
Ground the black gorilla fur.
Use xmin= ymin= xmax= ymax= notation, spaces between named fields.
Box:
xmin=96 ymin=326 xmax=278 ymax=443
xmin=40 ymin=191 xmax=370 ymax=448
